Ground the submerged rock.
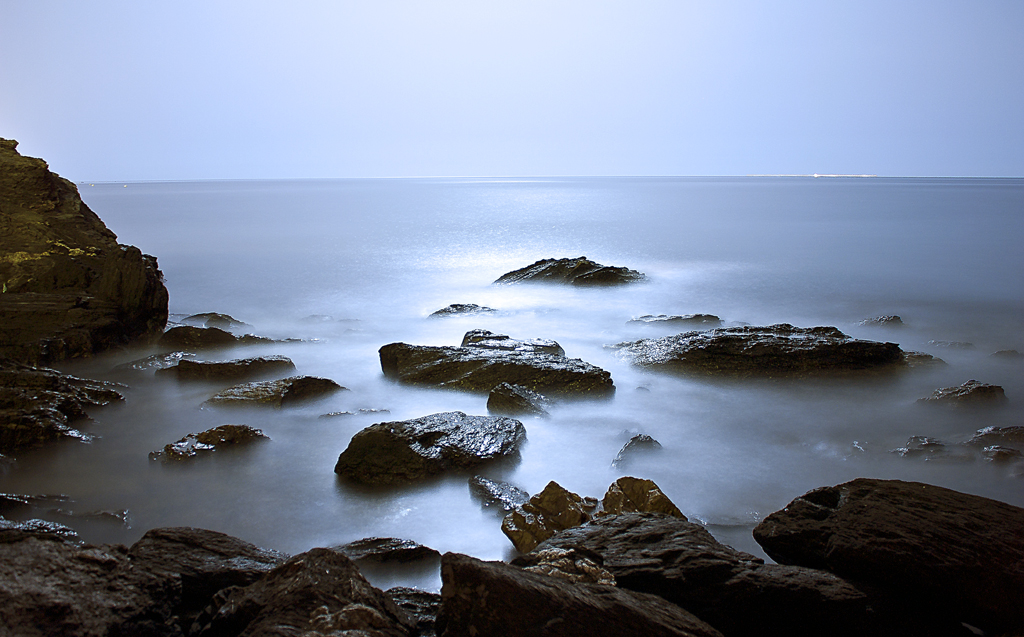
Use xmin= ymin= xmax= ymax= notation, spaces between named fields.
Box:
xmin=181 ymin=312 xmax=252 ymax=331
xmin=628 ymin=314 xmax=722 ymax=328
xmin=501 ymin=481 xmax=591 ymax=553
xmin=335 ymin=411 xmax=527 ymax=485
xmin=964 ymin=425 xmax=1024 ymax=448
xmin=494 ymin=256 xmax=647 ymax=286
xmin=917 ymin=380 xmax=1008 ymax=407
xmin=429 ymin=303 xmax=496 ymax=317
xmin=114 ymin=351 xmax=195 ymax=372
xmin=611 ymin=434 xmax=662 ymax=468
xmin=487 ymin=382 xmax=552 ymax=417
xmin=926 ymin=339 xmax=975 ymax=349
xmin=157 ymin=325 xmax=238 ymax=348
xmin=469 ymin=475 xmax=531 ymax=512
xmin=204 ymin=375 xmax=345 ymax=408
xmin=148 ymin=424 xmax=268 ymax=462
xmin=0 ymin=517 xmax=81 ymax=544
xmin=335 ymin=537 xmax=441 ymax=564
xmin=858 ymin=315 xmax=904 ymax=327
xmin=991 ymin=349 xmax=1024 ymax=360
xmin=611 ymin=324 xmax=907 ymax=378
xmin=890 ymin=435 xmax=973 ymax=462
xmin=155 ymin=355 xmax=296 ymax=382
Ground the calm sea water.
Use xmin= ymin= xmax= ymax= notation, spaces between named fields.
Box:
xmin=4 ymin=177 xmax=1023 ymax=590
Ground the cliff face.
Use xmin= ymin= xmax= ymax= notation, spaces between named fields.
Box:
xmin=0 ymin=138 xmax=168 ymax=364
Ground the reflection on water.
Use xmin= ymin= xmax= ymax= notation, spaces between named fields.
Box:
xmin=3 ymin=177 xmax=1022 ymax=591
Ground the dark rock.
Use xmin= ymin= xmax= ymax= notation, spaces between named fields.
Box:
xmin=0 ymin=517 xmax=81 ymax=544
xmin=494 ymin=256 xmax=647 ymax=286
xmin=0 ymin=359 xmax=123 ymax=454
xmin=158 ymin=325 xmax=238 ymax=349
xmin=628 ymin=314 xmax=722 ymax=328
xmin=149 ymin=424 xmax=269 ymax=462
xmin=501 ymin=481 xmax=591 ymax=553
xmin=752 ymin=478 xmax=1024 ymax=634
xmin=611 ymin=324 xmax=907 ymax=378
xmin=386 ymin=587 xmax=440 ymax=637
xmin=437 ymin=552 xmax=723 ymax=637
xmin=991 ymin=349 xmax=1024 ymax=359
xmin=0 ymin=139 xmax=168 ymax=365
xmin=858 ymin=315 xmax=904 ymax=326
xmin=926 ymin=340 xmax=975 ymax=349
xmin=611 ymin=434 xmax=662 ymax=468
xmin=890 ymin=435 xmax=972 ymax=462
xmin=335 ymin=537 xmax=442 ymax=564
xmin=903 ymin=350 xmax=946 ymax=368
xmin=204 ymin=375 xmax=346 ymax=408
xmin=335 ymin=411 xmax=526 ymax=485
xmin=533 ymin=512 xmax=876 ymax=637
xmin=514 ymin=545 xmax=617 ymax=585
xmin=429 ymin=303 xmax=496 ymax=317
xmin=462 ymin=328 xmax=565 ymax=356
xmin=190 ymin=547 xmax=415 ymax=637
xmin=115 ymin=350 xmax=195 ymax=372
xmin=320 ymin=408 xmax=391 ymax=419
xmin=468 ymin=475 xmax=531 ymax=512
xmin=599 ymin=476 xmax=684 ymax=518
xmin=155 ymin=355 xmax=296 ymax=382
xmin=182 ymin=312 xmax=252 ymax=331
xmin=964 ymin=425 xmax=1024 ymax=448
xmin=487 ymin=382 xmax=551 ymax=416
xmin=917 ymin=380 xmax=1008 ymax=407
xmin=981 ymin=445 xmax=1023 ymax=462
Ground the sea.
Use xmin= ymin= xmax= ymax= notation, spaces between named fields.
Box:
xmin=3 ymin=176 xmax=1023 ymax=591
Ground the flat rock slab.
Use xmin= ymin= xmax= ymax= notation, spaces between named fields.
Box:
xmin=612 ymin=324 xmax=907 ymax=377
xmin=335 ymin=411 xmax=526 ymax=485
xmin=438 ymin=552 xmax=723 ymax=637
xmin=917 ymin=379 xmax=1008 ymax=407
xmin=155 ymin=355 xmax=296 ymax=382
xmin=753 ymin=478 xmax=1024 ymax=634
xmin=494 ymin=256 xmax=647 ymax=286
xmin=204 ymin=375 xmax=345 ymax=408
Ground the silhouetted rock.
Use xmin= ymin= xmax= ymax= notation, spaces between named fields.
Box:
xmin=611 ymin=434 xmax=662 ymax=468
xmin=335 ymin=411 xmax=526 ymax=485
xmin=628 ymin=314 xmax=722 ymax=327
xmin=599 ymin=476 xmax=683 ymax=518
xmin=335 ymin=537 xmax=441 ymax=564
xmin=858 ymin=315 xmax=904 ymax=327
xmin=148 ymin=424 xmax=269 ymax=462
xmin=429 ymin=303 xmax=496 ymax=317
xmin=753 ymin=478 xmax=1024 ymax=635
xmin=182 ymin=312 xmax=252 ymax=331
xmin=469 ymin=475 xmax=531 ymax=512
xmin=494 ymin=256 xmax=647 ymax=286
xmin=991 ymin=349 xmax=1024 ymax=360
xmin=155 ymin=355 xmax=296 ymax=382
xmin=487 ymin=382 xmax=552 ymax=416
xmin=0 ymin=139 xmax=168 ymax=365
xmin=917 ymin=380 xmax=1008 ymax=407
xmin=204 ymin=375 xmax=345 ymax=408
xmin=501 ymin=481 xmax=591 ymax=553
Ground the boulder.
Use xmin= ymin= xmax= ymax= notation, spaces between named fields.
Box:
xmin=0 ymin=139 xmax=168 ymax=365
xmin=429 ymin=303 xmax=496 ymax=317
xmin=531 ymin=512 xmax=878 ymax=637
xmin=468 ymin=475 xmax=531 ymax=512
xmin=494 ymin=256 xmax=647 ymax=286
xmin=386 ymin=586 xmax=440 ymax=637
xmin=487 ymin=382 xmax=551 ymax=416
xmin=462 ymin=329 xmax=565 ymax=356
xmin=610 ymin=434 xmax=662 ymax=468
xmin=204 ymin=376 xmax=345 ymax=408
xmin=335 ymin=537 xmax=441 ymax=564
xmin=515 ymin=546 xmax=616 ymax=585
xmin=501 ymin=481 xmax=591 ymax=553
xmin=157 ymin=325 xmax=239 ymax=349
xmin=148 ymin=424 xmax=269 ymax=462
xmin=155 ymin=355 xmax=296 ymax=382
xmin=611 ymin=324 xmax=908 ymax=378
xmin=436 ymin=552 xmax=723 ymax=637
xmin=628 ymin=314 xmax=722 ymax=328
xmin=916 ymin=380 xmax=1008 ymax=407
xmin=752 ymin=478 xmax=1024 ymax=634
xmin=335 ymin=411 xmax=526 ymax=485
xmin=858 ymin=315 xmax=904 ymax=327
xmin=599 ymin=476 xmax=684 ymax=518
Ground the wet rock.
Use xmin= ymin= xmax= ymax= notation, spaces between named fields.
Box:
xmin=534 ymin=512 xmax=877 ymax=637
xmin=917 ymin=380 xmax=1008 ymax=407
xmin=903 ymin=350 xmax=946 ymax=368
xmin=429 ymin=303 xmax=496 ymax=317
xmin=859 ymin=315 xmax=904 ymax=326
xmin=890 ymin=435 xmax=972 ymax=462
xmin=981 ymin=445 xmax=1024 ymax=463
xmin=115 ymin=350 xmax=195 ymax=372
xmin=611 ymin=434 xmax=662 ymax=468
xmin=926 ymin=339 xmax=975 ymax=349
xmin=462 ymin=328 xmax=565 ymax=356
xmin=158 ymin=325 xmax=238 ymax=349
xmin=335 ymin=411 xmax=526 ymax=485
xmin=0 ymin=359 xmax=123 ymax=454
xmin=0 ymin=517 xmax=81 ymax=544
xmin=752 ymin=478 xmax=1024 ymax=635
xmin=487 ymin=382 xmax=552 ymax=416
xmin=149 ymin=424 xmax=269 ymax=461
xmin=155 ymin=355 xmax=296 ymax=382
xmin=336 ymin=537 xmax=442 ymax=564
xmin=469 ymin=475 xmax=531 ymax=512
xmin=611 ymin=324 xmax=907 ymax=378
xmin=628 ymin=314 xmax=722 ymax=328
xmin=964 ymin=425 xmax=1024 ymax=448
xmin=319 ymin=408 xmax=391 ymax=419
xmin=437 ymin=552 xmax=723 ymax=637
xmin=494 ymin=256 xmax=647 ymax=286
xmin=0 ymin=492 xmax=73 ymax=516
xmin=190 ymin=547 xmax=415 ymax=637
xmin=0 ymin=139 xmax=168 ymax=365
xmin=204 ymin=375 xmax=346 ymax=408
xmin=501 ymin=481 xmax=591 ymax=553
xmin=599 ymin=476 xmax=684 ymax=518
xmin=513 ymin=546 xmax=616 ymax=585
xmin=182 ymin=312 xmax=252 ymax=331
xmin=386 ymin=586 xmax=440 ymax=637
xmin=991 ymin=349 xmax=1024 ymax=360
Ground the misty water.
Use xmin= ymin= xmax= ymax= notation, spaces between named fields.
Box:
xmin=4 ymin=176 xmax=1023 ymax=591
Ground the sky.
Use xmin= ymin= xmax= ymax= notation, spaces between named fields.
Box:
xmin=2 ymin=1 xmax=1023 ymax=180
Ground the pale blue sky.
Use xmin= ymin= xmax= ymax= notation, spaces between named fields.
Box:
xmin=2 ymin=1 xmax=1022 ymax=180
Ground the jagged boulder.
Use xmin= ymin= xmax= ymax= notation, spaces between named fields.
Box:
xmin=148 ymin=424 xmax=269 ymax=461
xmin=599 ymin=476 xmax=684 ymax=518
xmin=917 ymin=380 xmax=1008 ymax=407
xmin=155 ymin=355 xmax=296 ymax=382
xmin=204 ymin=376 xmax=345 ymax=408
xmin=494 ymin=256 xmax=646 ymax=286
xmin=487 ymin=382 xmax=551 ymax=416
xmin=501 ymin=481 xmax=592 ymax=553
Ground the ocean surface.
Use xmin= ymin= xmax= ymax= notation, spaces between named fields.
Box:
xmin=4 ymin=176 xmax=1023 ymax=590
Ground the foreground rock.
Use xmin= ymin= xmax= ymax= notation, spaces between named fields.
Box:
xmin=204 ymin=375 xmax=345 ymax=408
xmin=0 ymin=139 xmax=168 ymax=365
xmin=335 ymin=411 xmax=526 ymax=485
xmin=501 ymin=481 xmax=592 ymax=553
xmin=380 ymin=332 xmax=614 ymax=398
xmin=148 ymin=424 xmax=269 ymax=461
xmin=0 ymin=359 xmax=123 ymax=453
xmin=612 ymin=324 xmax=910 ymax=377
xmin=916 ymin=379 xmax=1008 ymax=407
xmin=429 ymin=303 xmax=496 ymax=317
xmin=494 ymin=256 xmax=647 ymax=286
xmin=753 ymin=478 xmax=1024 ymax=634
xmin=437 ymin=552 xmax=723 ymax=637
xmin=628 ymin=314 xmax=722 ymax=328
xmin=386 ymin=586 xmax=440 ymax=637
xmin=155 ymin=355 xmax=296 ymax=382
xmin=487 ymin=382 xmax=552 ymax=416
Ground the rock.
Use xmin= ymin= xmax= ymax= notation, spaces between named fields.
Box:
xmin=494 ymin=256 xmax=647 ymax=286
xmin=182 ymin=312 xmax=252 ymax=331
xmin=437 ymin=552 xmax=723 ymax=637
xmin=320 ymin=408 xmax=391 ymax=419
xmin=115 ymin=350 xmax=195 ymax=372
xmin=926 ymin=340 xmax=975 ymax=349
xmin=335 ymin=411 xmax=526 ymax=485
xmin=501 ymin=481 xmax=591 ymax=553
xmin=335 ymin=537 xmax=442 ymax=564
xmin=964 ymin=425 xmax=1024 ymax=448
xmin=991 ymin=349 xmax=1024 ymax=360
xmin=429 ymin=303 xmax=496 ymax=317
xmin=902 ymin=350 xmax=946 ymax=368
xmin=859 ymin=315 xmax=904 ymax=326
xmin=0 ymin=139 xmax=168 ymax=365
xmin=204 ymin=375 xmax=345 ymax=408
xmin=752 ymin=478 xmax=1024 ymax=634
xmin=468 ymin=475 xmax=531 ymax=512
xmin=628 ymin=314 xmax=722 ymax=328
xmin=611 ymin=434 xmax=662 ymax=468
xmin=0 ymin=359 xmax=122 ymax=454
xmin=981 ymin=445 xmax=1024 ymax=462
xmin=917 ymin=380 xmax=1008 ymax=407
xmin=514 ymin=546 xmax=616 ymax=585
xmin=532 ymin=512 xmax=877 ymax=637
xmin=190 ymin=547 xmax=415 ymax=637
xmin=890 ymin=435 xmax=973 ymax=462
xmin=386 ymin=586 xmax=440 ymax=637
xmin=157 ymin=325 xmax=238 ymax=348
xmin=148 ymin=424 xmax=269 ymax=461
xmin=379 ymin=334 xmax=614 ymax=399
xmin=0 ymin=517 xmax=81 ymax=544
xmin=462 ymin=328 xmax=565 ymax=356
xmin=599 ymin=476 xmax=684 ymax=518
xmin=155 ymin=355 xmax=296 ymax=382
xmin=611 ymin=324 xmax=907 ymax=378
xmin=487 ymin=382 xmax=551 ymax=416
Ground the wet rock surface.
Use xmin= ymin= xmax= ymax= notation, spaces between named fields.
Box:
xmin=514 ymin=545 xmax=617 ymax=585
xmin=158 ymin=325 xmax=245 ymax=349
xmin=0 ymin=516 xmax=81 ymax=543
xmin=429 ymin=303 xmax=496 ymax=317
xmin=156 ymin=355 xmax=296 ymax=382
xmin=494 ymin=256 xmax=647 ymax=286
xmin=858 ymin=315 xmax=904 ymax=327
xmin=181 ymin=312 xmax=252 ymax=331
xmin=917 ymin=379 xmax=1008 ymax=407
xmin=612 ymin=324 xmax=907 ymax=377
xmin=965 ymin=425 xmax=1024 ymax=448
xmin=116 ymin=350 xmax=196 ymax=372
xmin=204 ymin=375 xmax=345 ymax=408
xmin=336 ymin=537 xmax=442 ymax=564
xmin=0 ymin=139 xmax=168 ymax=365
xmin=753 ymin=478 xmax=1024 ymax=634
xmin=335 ymin=411 xmax=527 ymax=485
xmin=599 ymin=476 xmax=684 ymax=518
xmin=628 ymin=314 xmax=722 ymax=328
xmin=462 ymin=328 xmax=565 ymax=356
xmin=487 ymin=382 xmax=552 ymax=416
xmin=611 ymin=433 xmax=662 ymax=468
xmin=501 ymin=481 xmax=591 ymax=553
xmin=437 ymin=552 xmax=723 ymax=637
xmin=386 ymin=586 xmax=440 ymax=637
xmin=468 ymin=475 xmax=531 ymax=512
xmin=149 ymin=424 xmax=269 ymax=461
